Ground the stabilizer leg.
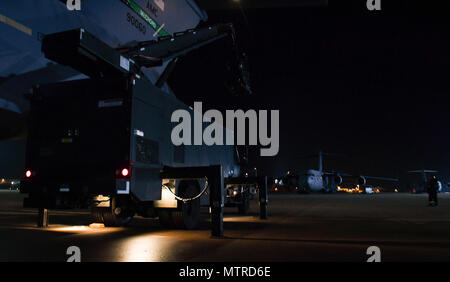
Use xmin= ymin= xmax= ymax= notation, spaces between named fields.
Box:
xmin=209 ymin=165 xmax=224 ymax=238
xmin=160 ymin=165 xmax=224 ymax=238
xmin=258 ymin=176 xmax=268 ymax=220
xmin=37 ymin=207 xmax=48 ymax=228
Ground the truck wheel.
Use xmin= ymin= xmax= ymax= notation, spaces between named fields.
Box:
xmin=91 ymin=198 xmax=134 ymax=227
xmin=171 ymin=183 xmax=201 ymax=230
xmin=91 ymin=206 xmax=104 ymax=223
xmin=91 ymin=207 xmax=134 ymax=227
xmin=237 ymin=190 xmax=250 ymax=215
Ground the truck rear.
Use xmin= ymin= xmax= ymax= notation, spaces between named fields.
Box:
xmin=22 ymin=77 xmax=136 ymax=218
xmin=20 ymin=26 xmax=262 ymax=231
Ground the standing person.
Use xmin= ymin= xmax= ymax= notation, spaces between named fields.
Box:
xmin=427 ymin=176 xmax=439 ymax=206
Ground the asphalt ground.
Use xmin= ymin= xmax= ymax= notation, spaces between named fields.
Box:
xmin=0 ymin=190 xmax=449 ymax=262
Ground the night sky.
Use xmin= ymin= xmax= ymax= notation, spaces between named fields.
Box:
xmin=169 ymin=3 xmax=449 ymax=182
xmin=0 ymin=2 xmax=448 ymax=184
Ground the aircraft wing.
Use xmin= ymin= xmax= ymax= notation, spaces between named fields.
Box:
xmin=0 ymin=0 xmax=206 ymax=78
xmin=0 ymin=0 xmax=208 ymax=141
xmin=196 ymin=0 xmax=328 ymax=9
xmin=360 ymin=176 xmax=399 ymax=182
xmin=0 ymin=0 xmax=207 ymax=112
xmin=408 ymin=170 xmax=439 ymax=174
xmin=323 ymin=171 xmax=398 ymax=182
xmin=323 ymin=172 xmax=351 ymax=177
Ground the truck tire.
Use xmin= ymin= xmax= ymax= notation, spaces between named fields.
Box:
xmin=91 ymin=197 xmax=134 ymax=227
xmin=91 ymin=206 xmax=104 ymax=223
xmin=91 ymin=207 xmax=134 ymax=227
xmin=237 ymin=190 xmax=250 ymax=215
xmin=172 ymin=182 xmax=201 ymax=230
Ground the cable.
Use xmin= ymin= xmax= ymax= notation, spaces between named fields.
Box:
xmin=163 ymin=179 xmax=209 ymax=203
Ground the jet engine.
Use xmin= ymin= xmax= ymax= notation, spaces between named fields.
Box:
xmin=334 ymin=174 xmax=343 ymax=185
xmin=358 ymin=176 xmax=367 ymax=186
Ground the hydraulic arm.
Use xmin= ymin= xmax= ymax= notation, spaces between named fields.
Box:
xmin=42 ymin=24 xmax=251 ymax=95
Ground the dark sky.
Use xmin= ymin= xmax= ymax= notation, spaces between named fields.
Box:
xmin=0 ymin=2 xmax=448 ymax=184
xmin=169 ymin=4 xmax=449 ymax=182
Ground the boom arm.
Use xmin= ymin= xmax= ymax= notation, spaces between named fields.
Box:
xmin=42 ymin=24 xmax=251 ymax=95
xmin=118 ymin=24 xmax=236 ymax=65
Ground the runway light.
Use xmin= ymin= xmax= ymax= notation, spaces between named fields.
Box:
xmin=121 ymin=168 xmax=129 ymax=177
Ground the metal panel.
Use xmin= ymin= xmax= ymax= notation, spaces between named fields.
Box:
xmin=131 ymin=167 xmax=162 ymax=200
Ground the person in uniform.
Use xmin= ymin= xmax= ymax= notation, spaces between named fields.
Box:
xmin=427 ymin=176 xmax=439 ymax=206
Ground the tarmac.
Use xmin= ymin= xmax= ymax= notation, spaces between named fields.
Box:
xmin=0 ymin=190 xmax=449 ymax=262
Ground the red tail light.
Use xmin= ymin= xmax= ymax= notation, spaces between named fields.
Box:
xmin=121 ymin=168 xmax=129 ymax=177
xmin=25 ymin=170 xmax=32 ymax=178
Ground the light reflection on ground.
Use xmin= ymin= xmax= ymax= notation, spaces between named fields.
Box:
xmin=118 ymin=234 xmax=172 ymax=262
xmin=40 ymin=224 xmax=123 ymax=234
xmin=223 ymin=216 xmax=257 ymax=222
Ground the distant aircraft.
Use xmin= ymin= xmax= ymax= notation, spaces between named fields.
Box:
xmin=298 ymin=152 xmax=398 ymax=193
xmin=0 ymin=0 xmax=208 ymax=141
xmin=407 ymin=169 xmax=443 ymax=193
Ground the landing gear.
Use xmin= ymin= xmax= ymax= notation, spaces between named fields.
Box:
xmin=91 ymin=197 xmax=134 ymax=227
xmin=158 ymin=182 xmax=200 ymax=230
